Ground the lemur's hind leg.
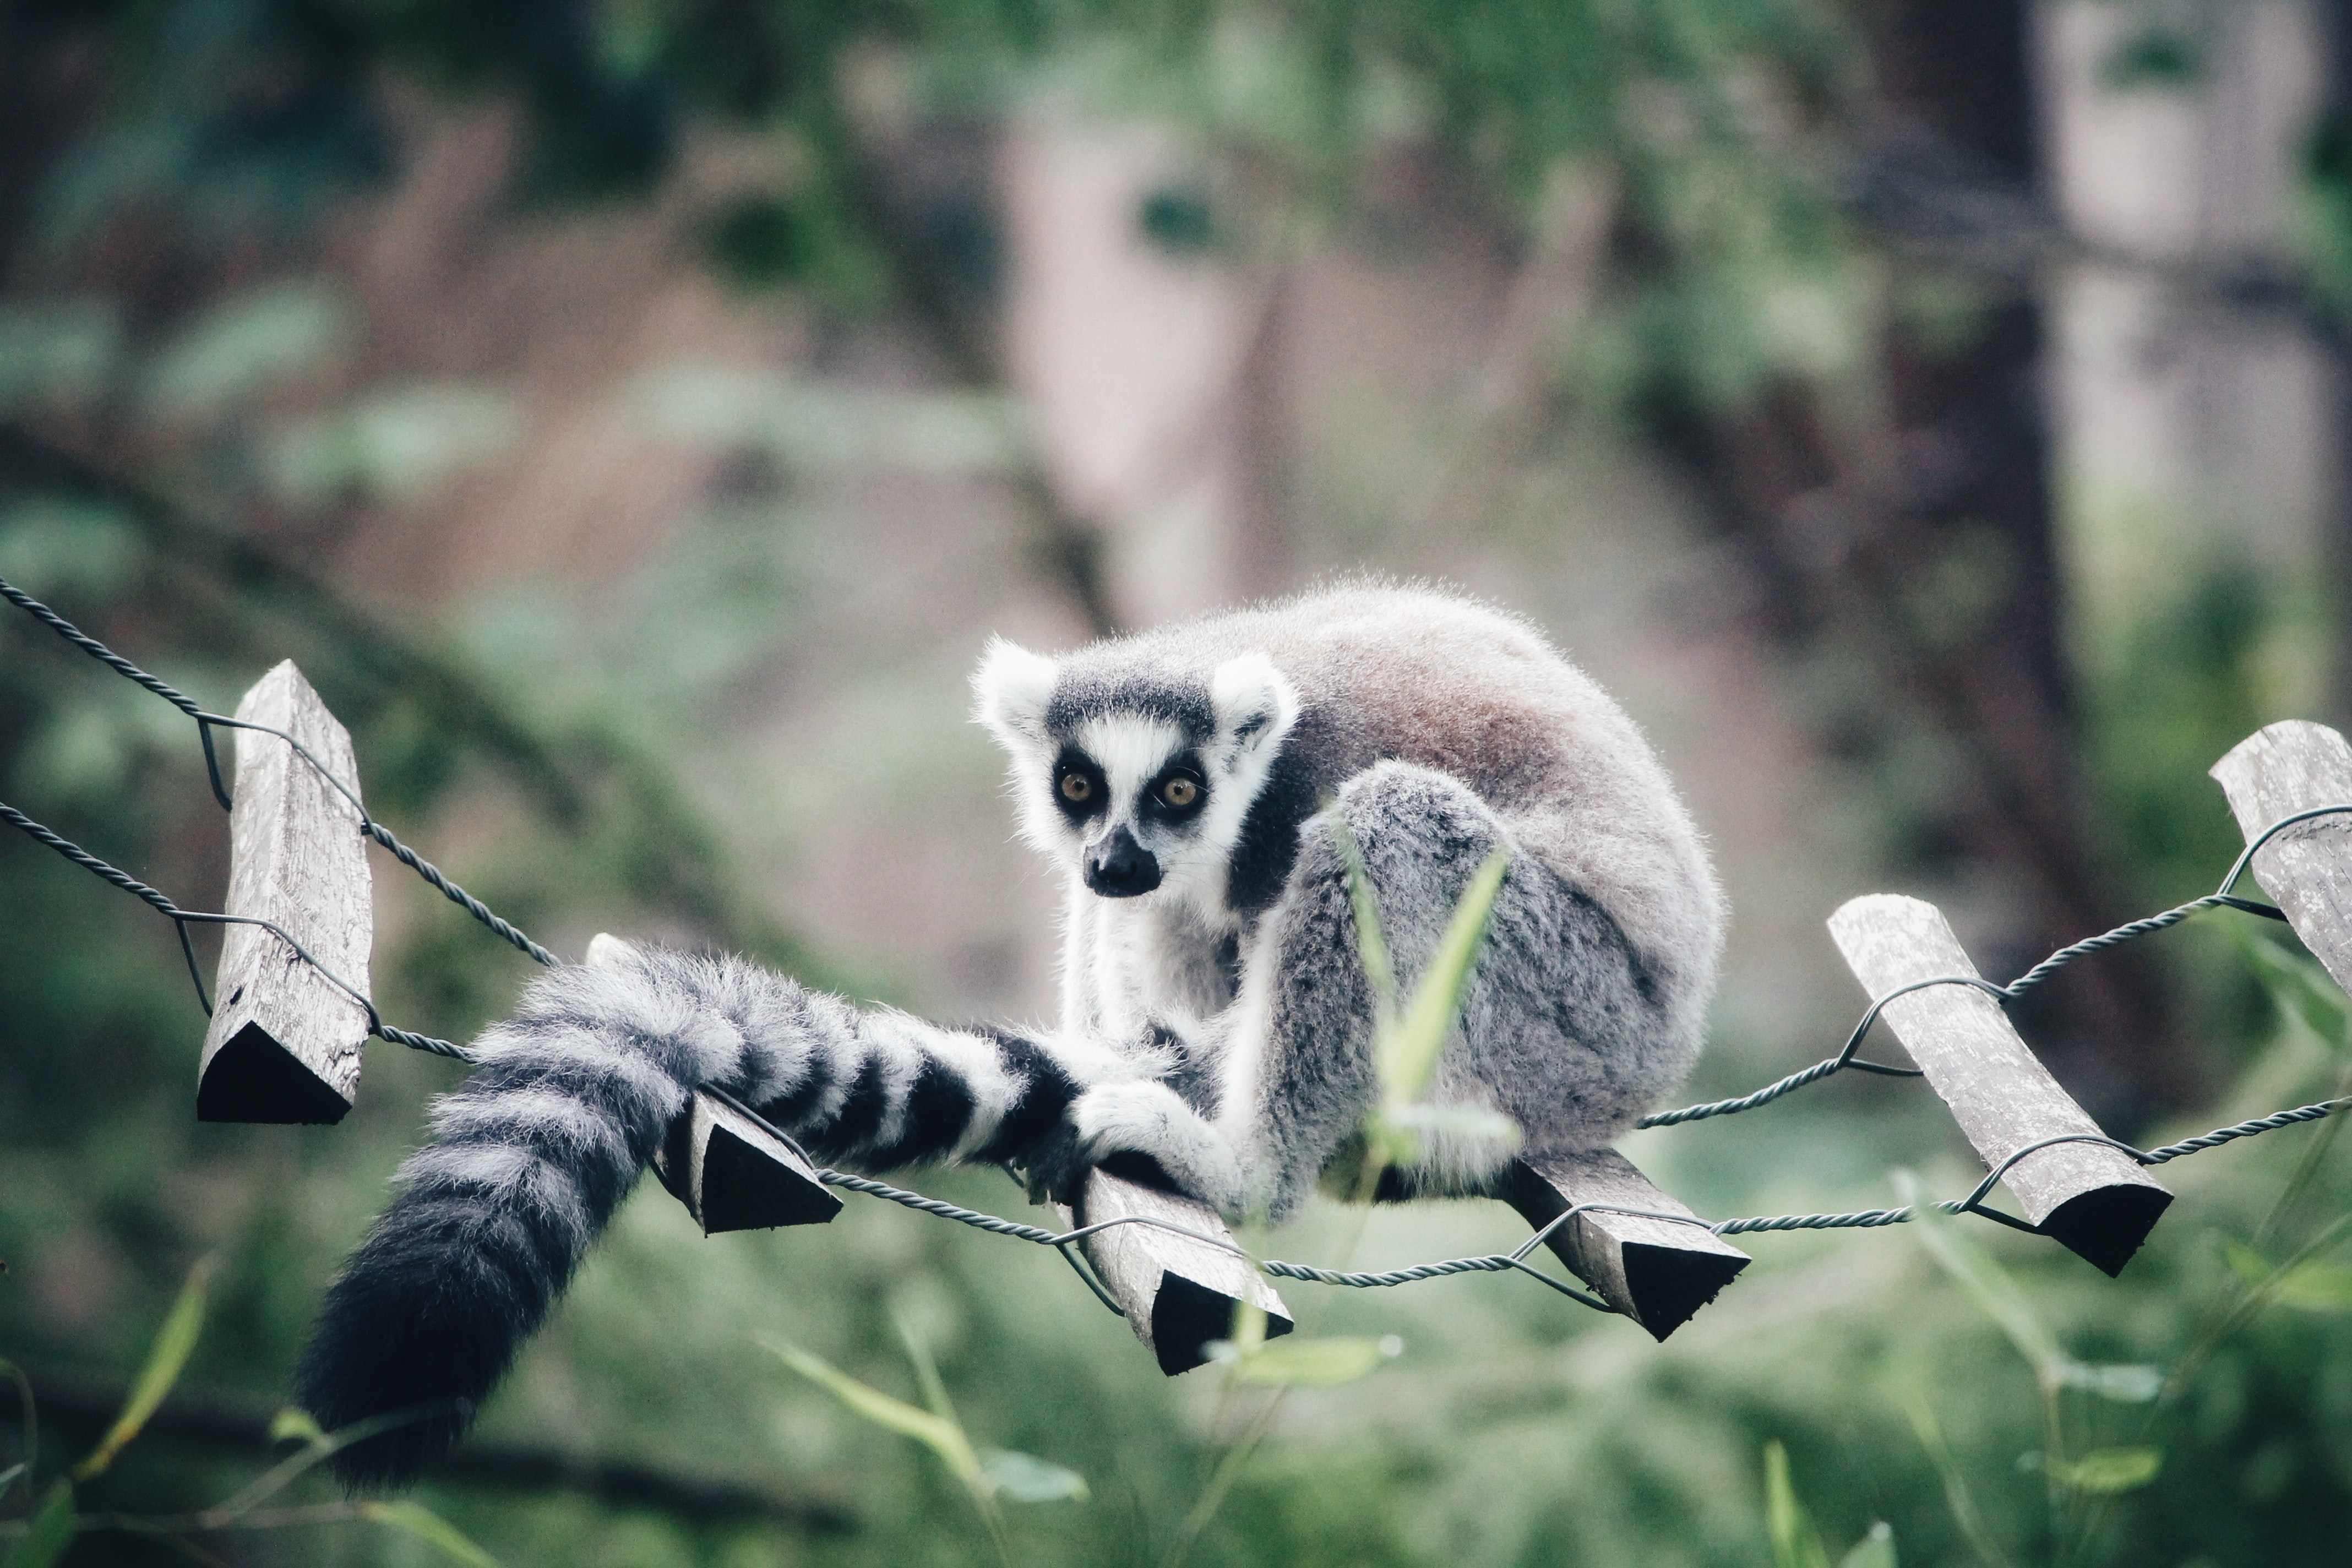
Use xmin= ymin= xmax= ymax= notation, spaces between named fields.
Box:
xmin=1055 ymin=760 xmax=1666 ymax=1220
xmin=1224 ymin=760 xmax=1529 ymax=1217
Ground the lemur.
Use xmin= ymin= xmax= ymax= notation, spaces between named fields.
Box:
xmin=296 ymin=581 xmax=1724 ymax=1484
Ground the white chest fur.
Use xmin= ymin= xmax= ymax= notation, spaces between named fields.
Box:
xmin=1062 ymin=881 xmax=1239 ymax=1041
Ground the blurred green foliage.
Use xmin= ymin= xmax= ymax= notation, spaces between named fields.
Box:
xmin=5 ymin=1 xmax=2352 ymax=1565
xmin=7 ymin=527 xmax=2352 ymax=1562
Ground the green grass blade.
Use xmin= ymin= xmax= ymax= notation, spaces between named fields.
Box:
xmin=1897 ymin=1173 xmax=2063 ymax=1380
xmin=1763 ymin=1441 xmax=1833 ymax=1568
xmin=2242 ymin=933 xmax=2349 ymax=1046
xmin=1329 ymin=815 xmax=1398 ymax=1023
xmin=894 ymin=1314 xmax=963 ymax=1429
xmin=265 ymin=1408 xmax=326 ymax=1447
xmin=1899 ymin=1388 xmax=2015 ymax=1568
xmin=2052 ymin=1449 xmax=2162 ymax=1495
xmin=0 ymin=1480 xmax=75 ymax=1568
xmin=979 ymin=1450 xmax=1090 ymax=1503
xmin=1381 ymin=848 xmax=1509 ymax=1104
xmin=357 ymin=1500 xmax=503 ymax=1567
xmin=764 ymin=1337 xmax=982 ymax=1491
xmin=1226 ymin=1335 xmax=1397 ymax=1387
xmin=1838 ymin=1522 xmax=1897 ymax=1568
xmin=72 ymin=1256 xmax=216 ymax=1482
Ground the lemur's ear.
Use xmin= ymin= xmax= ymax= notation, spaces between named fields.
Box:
xmin=1210 ymin=652 xmax=1299 ymax=755
xmin=972 ymin=638 xmax=1059 ymax=749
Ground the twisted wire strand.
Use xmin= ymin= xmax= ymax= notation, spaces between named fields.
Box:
xmin=2139 ymin=1098 xmax=2351 ymax=1162
xmin=1 ymin=577 xmax=205 ymax=717
xmin=360 ymin=819 xmax=557 ymax=968
xmin=810 ymin=1152 xmax=1612 ymax=1309
xmin=17 ymin=741 xmax=2352 ymax=1295
xmin=1637 ymin=976 xmax=1991 ymax=1128
xmin=2 ymin=576 xmax=558 ymax=966
xmin=3 ymin=798 xmax=471 ymax=1063
xmin=1641 ymin=811 xmax=2351 ymax=1130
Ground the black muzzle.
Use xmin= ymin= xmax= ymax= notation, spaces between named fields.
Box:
xmin=1084 ymin=826 xmax=1162 ymax=897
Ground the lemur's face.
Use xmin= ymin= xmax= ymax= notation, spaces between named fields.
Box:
xmin=972 ymin=640 xmax=1299 ymax=910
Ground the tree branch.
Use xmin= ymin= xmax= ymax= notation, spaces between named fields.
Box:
xmin=17 ymin=1366 xmax=855 ymax=1534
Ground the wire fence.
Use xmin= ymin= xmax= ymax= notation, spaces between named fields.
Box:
xmin=4 ymin=573 xmax=2350 ymax=1321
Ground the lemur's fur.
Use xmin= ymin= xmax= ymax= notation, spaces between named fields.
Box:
xmin=296 ymin=582 xmax=1723 ymax=1485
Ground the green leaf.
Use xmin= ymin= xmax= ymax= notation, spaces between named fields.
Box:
xmin=2242 ymin=935 xmax=2349 ymax=1046
xmin=1372 ymin=1102 xmax=1521 ymax=1150
xmin=1837 ymin=1522 xmax=1897 ymax=1568
xmin=2222 ymin=1239 xmax=2352 ymax=1310
xmin=0 ymin=501 xmax=141 ymax=602
xmin=357 ymin=1500 xmax=503 ymax=1567
xmin=72 ymin=1256 xmax=215 ymax=1482
xmin=0 ymin=1481 xmax=75 ymax=1568
xmin=979 ymin=1450 xmax=1091 ymax=1503
xmin=1763 ymin=1441 xmax=1834 ymax=1568
xmin=1380 ymin=849 xmax=1510 ymax=1105
xmin=0 ymin=1465 xmax=21 ymax=1494
xmin=1898 ymin=1174 xmax=2064 ymax=1381
xmin=266 ymin=1407 xmax=328 ymax=1447
xmin=0 ymin=298 xmax=121 ymax=415
xmin=2224 ymin=1239 xmax=2272 ymax=1284
xmin=2052 ymin=1362 xmax=2164 ymax=1402
xmin=2271 ymin=1260 xmax=2352 ymax=1311
xmin=267 ymin=384 xmax=524 ymax=507
xmin=268 ymin=1410 xmax=331 ymax=1448
xmin=764 ymin=1338 xmax=983 ymax=1493
xmin=142 ymin=282 xmax=351 ymax=419
xmin=2054 ymin=1447 xmax=2162 ymax=1495
xmin=1331 ymin=816 xmax=1399 ymax=1022
xmin=1224 ymin=1335 xmax=1398 ymax=1388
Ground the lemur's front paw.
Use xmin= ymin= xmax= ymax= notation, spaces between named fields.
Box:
xmin=1024 ymin=1082 xmax=1244 ymax=1214
xmin=1021 ymin=1115 xmax=1092 ymax=1207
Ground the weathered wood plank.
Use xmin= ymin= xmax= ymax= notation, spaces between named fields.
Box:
xmin=1069 ymin=1167 xmax=1293 ymax=1376
xmin=2211 ymin=721 xmax=2352 ymax=994
xmin=197 ymin=661 xmax=372 ymax=1124
xmin=582 ymin=934 xmax=842 ymax=1233
xmin=1829 ymin=894 xmax=2170 ymax=1276
xmin=652 ymin=1088 xmax=843 ymax=1233
xmin=1501 ymin=1149 xmax=1749 ymax=1339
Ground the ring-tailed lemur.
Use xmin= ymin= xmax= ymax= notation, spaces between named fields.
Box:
xmin=296 ymin=581 xmax=1723 ymax=1484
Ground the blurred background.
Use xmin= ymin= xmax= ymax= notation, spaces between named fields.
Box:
xmin=5 ymin=1 xmax=2352 ymax=1563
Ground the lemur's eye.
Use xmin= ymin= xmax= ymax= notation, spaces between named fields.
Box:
xmin=1059 ymin=772 xmax=1092 ymax=803
xmin=1159 ymin=777 xmax=1200 ymax=809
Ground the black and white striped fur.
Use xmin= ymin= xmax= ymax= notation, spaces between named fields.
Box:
xmin=296 ymin=581 xmax=1722 ymax=1485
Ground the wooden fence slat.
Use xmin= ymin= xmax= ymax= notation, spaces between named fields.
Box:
xmin=652 ymin=1089 xmax=843 ymax=1233
xmin=1068 ymin=1167 xmax=1293 ymax=1376
xmin=2211 ymin=721 xmax=2352 ymax=993
xmin=582 ymin=934 xmax=842 ymax=1233
xmin=197 ymin=661 xmax=372 ymax=1124
xmin=1828 ymin=895 xmax=2171 ymax=1276
xmin=1501 ymin=1150 xmax=1748 ymax=1338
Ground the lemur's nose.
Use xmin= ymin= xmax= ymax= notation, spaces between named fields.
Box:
xmin=1084 ymin=825 xmax=1162 ymax=897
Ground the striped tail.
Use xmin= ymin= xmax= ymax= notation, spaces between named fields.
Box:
xmin=295 ymin=940 xmax=1086 ymax=1487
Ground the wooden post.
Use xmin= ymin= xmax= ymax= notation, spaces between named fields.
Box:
xmin=583 ymin=935 xmax=841 ymax=1233
xmin=197 ymin=661 xmax=372 ymax=1124
xmin=1501 ymin=1150 xmax=1749 ymax=1338
xmin=1829 ymin=895 xmax=2171 ymax=1276
xmin=2211 ymin=721 xmax=2352 ymax=991
xmin=651 ymin=1090 xmax=843 ymax=1233
xmin=1069 ymin=1167 xmax=1293 ymax=1376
